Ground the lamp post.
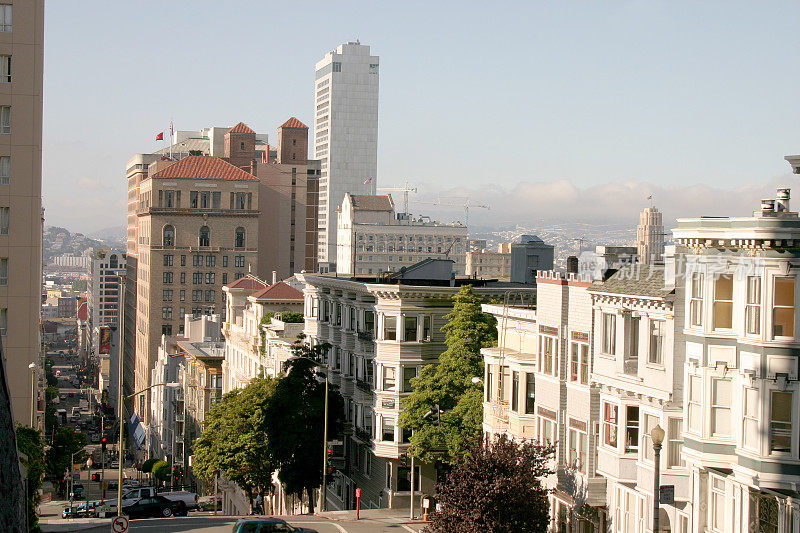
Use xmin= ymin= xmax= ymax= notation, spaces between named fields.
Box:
xmin=116 ymin=382 xmax=180 ymax=517
xmin=28 ymin=362 xmax=36 ymax=428
xmin=290 ymin=356 xmax=329 ymax=513
xmin=651 ymin=424 xmax=665 ymax=533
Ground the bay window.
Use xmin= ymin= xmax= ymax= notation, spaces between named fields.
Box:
xmin=649 ymin=319 xmax=665 ymax=364
xmin=713 ymin=275 xmax=733 ymax=330
xmin=688 ymin=374 xmax=702 ymax=433
xmin=770 ymin=390 xmax=792 ymax=453
xmin=603 ymin=402 xmax=618 ymax=448
xmin=525 ymin=373 xmax=535 ymax=414
xmin=743 ymin=387 xmax=759 ymax=450
xmin=773 ymin=277 xmax=795 ymax=338
xmin=641 ymin=413 xmax=659 ymax=462
xmin=745 ymin=276 xmax=761 ymax=335
xmin=602 ymin=313 xmax=616 ymax=354
xmin=667 ymin=417 xmax=685 ymax=467
xmin=625 ymin=405 xmax=639 ymax=453
xmin=384 ymin=315 xmax=397 ymax=340
xmin=403 ymin=316 xmax=417 ymax=342
xmin=711 ymin=378 xmax=731 ymax=437
xmin=690 ymin=272 xmax=704 ymax=327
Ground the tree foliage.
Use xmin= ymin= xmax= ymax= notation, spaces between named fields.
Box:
xmin=141 ymin=458 xmax=157 ymax=473
xmin=427 ymin=434 xmax=554 ymax=533
xmin=16 ymin=425 xmax=44 ymax=531
xmin=151 ymin=460 xmax=170 ymax=483
xmin=46 ymin=427 xmax=86 ymax=480
xmin=399 ymin=285 xmax=497 ymax=463
xmin=261 ymin=336 xmax=344 ymax=513
xmin=193 ymin=377 xmax=278 ymax=506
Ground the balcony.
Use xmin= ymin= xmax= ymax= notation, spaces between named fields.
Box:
xmin=357 ymin=331 xmax=374 ymax=342
xmin=355 ymin=379 xmax=372 ymax=393
xmin=353 ymin=426 xmax=373 ymax=444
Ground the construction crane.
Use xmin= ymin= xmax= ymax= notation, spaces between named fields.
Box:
xmin=412 ymin=196 xmax=490 ymax=232
xmin=377 ymin=180 xmax=417 ymax=216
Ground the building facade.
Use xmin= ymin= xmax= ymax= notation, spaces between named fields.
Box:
xmin=466 ymin=246 xmax=512 ymax=281
xmin=636 ymin=206 xmax=665 ymax=264
xmin=87 ymin=250 xmax=126 ymax=355
xmin=510 ymin=235 xmax=555 ymax=285
xmin=130 ymin=154 xmax=259 ymax=422
xmin=314 ymin=42 xmax=379 ymax=271
xmin=336 ymin=193 xmax=467 ymax=276
xmin=298 ymin=266 xmax=531 ymax=511
xmin=0 ymin=0 xmax=44 ymax=425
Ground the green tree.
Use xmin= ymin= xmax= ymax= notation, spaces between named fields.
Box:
xmin=46 ymin=427 xmax=86 ymax=482
xmin=261 ymin=336 xmax=344 ymax=513
xmin=279 ymin=312 xmax=304 ymax=323
xmin=16 ymin=425 xmax=45 ymax=531
xmin=151 ymin=460 xmax=170 ymax=484
xmin=427 ymin=434 xmax=553 ymax=533
xmin=193 ymin=377 xmax=278 ymax=512
xmin=141 ymin=458 xmax=157 ymax=474
xmin=399 ymin=285 xmax=497 ymax=464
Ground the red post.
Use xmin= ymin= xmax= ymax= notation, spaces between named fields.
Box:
xmin=355 ymin=488 xmax=361 ymax=520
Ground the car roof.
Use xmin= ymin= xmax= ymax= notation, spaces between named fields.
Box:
xmin=236 ymin=518 xmax=286 ymax=524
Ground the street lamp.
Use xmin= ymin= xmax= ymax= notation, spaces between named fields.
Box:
xmin=115 ymin=381 xmax=179 ymax=517
xmin=28 ymin=362 xmax=36 ymax=428
xmin=289 ymin=356 xmax=330 ymax=512
xmin=651 ymin=424 xmax=665 ymax=533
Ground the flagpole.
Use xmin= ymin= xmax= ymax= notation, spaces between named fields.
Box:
xmin=169 ymin=119 xmax=174 ymax=160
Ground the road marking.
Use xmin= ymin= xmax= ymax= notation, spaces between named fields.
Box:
xmin=401 ymin=526 xmax=418 ymax=533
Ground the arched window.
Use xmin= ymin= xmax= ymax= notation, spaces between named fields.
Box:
xmin=109 ymin=254 xmax=118 ymax=268
xmin=235 ymin=227 xmax=245 ymax=248
xmin=163 ymin=225 xmax=175 ymax=247
xmin=199 ymin=226 xmax=210 ymax=247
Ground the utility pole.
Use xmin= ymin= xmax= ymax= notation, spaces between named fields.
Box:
xmin=116 ymin=276 xmax=125 ymax=517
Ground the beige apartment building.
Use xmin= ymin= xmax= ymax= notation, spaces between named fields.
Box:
xmin=129 ymin=153 xmax=259 ymax=420
xmin=465 ymin=245 xmax=511 ymax=281
xmin=0 ymin=1 xmax=44 ymax=425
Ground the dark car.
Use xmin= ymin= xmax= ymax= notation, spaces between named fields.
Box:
xmin=231 ymin=518 xmax=318 ymax=533
xmin=71 ymin=483 xmax=86 ymax=500
xmin=122 ymin=495 xmax=187 ymax=519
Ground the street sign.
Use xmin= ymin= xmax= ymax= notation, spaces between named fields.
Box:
xmin=111 ymin=516 xmax=129 ymax=533
xmin=660 ymin=485 xmax=675 ymax=505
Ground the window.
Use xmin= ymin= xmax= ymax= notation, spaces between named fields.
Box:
xmin=602 ymin=313 xmax=616 ymax=354
xmin=179 ymin=290 xmax=185 ymax=301
xmin=422 ymin=316 xmax=431 ymax=340
xmin=235 ymin=255 xmax=245 ymax=268
xmin=743 ymin=386 xmax=759 ymax=450
xmin=568 ymin=428 xmax=588 ymax=473
xmin=0 ymin=55 xmax=8 ymax=84
xmin=525 ymin=373 xmax=535 ymax=414
xmin=603 ymin=403 xmax=618 ymax=448
xmin=713 ymin=275 xmax=733 ymax=329
xmin=162 ymin=307 xmax=172 ymax=319
xmin=234 ymin=193 xmax=247 ymax=210
xmin=199 ymin=226 xmax=210 ymax=247
xmin=195 ymin=253 xmax=205 ymax=265
xmin=332 ymin=61 xmax=341 ymax=72
xmin=641 ymin=413 xmax=659 ymax=462
xmin=397 ymin=466 xmax=421 ymax=492
xmin=625 ymin=405 xmax=639 ymax=453
xmin=570 ymin=342 xmax=589 ymax=384
xmin=222 ymin=256 xmax=228 ymax=267
xmin=381 ymin=417 xmax=395 ymax=442
xmin=235 ymin=227 xmax=245 ymax=248
xmin=180 ymin=272 xmax=186 ymax=284
xmin=163 ymin=254 xmax=173 ymax=266
xmin=369 ymin=63 xmax=379 ymax=74
xmin=163 ymin=272 xmax=173 ymax=284
xmin=205 ymin=255 xmax=216 ymax=267
xmin=774 ymin=277 xmax=795 ymax=337
xmin=690 ymin=272 xmax=704 ymax=326
xmin=649 ymin=320 xmax=665 ymax=364
xmin=402 ymin=366 xmax=417 ymax=392
xmin=0 ymin=156 xmax=9 ymax=184
xmin=403 ymin=316 xmax=417 ymax=342
xmin=384 ymin=316 xmax=397 ymax=340
xmin=511 ymin=371 xmax=519 ymax=412
xmin=540 ymin=336 xmax=556 ymax=376
xmin=486 ymin=366 xmax=492 ymax=401
xmin=0 ymin=258 xmax=6 ymax=285
xmin=0 ymin=6 xmax=11 ymax=33
xmin=162 ymin=225 xmax=174 ymax=246
xmin=538 ymin=416 xmax=555 ymax=446
xmin=180 ymin=255 xmax=186 ymax=266
xmin=711 ymin=378 xmax=731 ymax=437
xmin=667 ymin=418 xmax=685 ymax=467
xmin=0 ymin=106 xmax=10 ymax=134
xmin=710 ymin=476 xmax=726 ymax=532
xmin=205 ymin=272 xmax=215 ymax=284
xmin=192 ymin=290 xmax=202 ymax=302
xmin=770 ymin=390 xmax=792 ymax=453
xmin=205 ymin=290 xmax=215 ymax=302
xmin=190 ymin=191 xmax=198 ymax=208
xmin=222 ymin=273 xmax=227 ymax=285
xmin=193 ymin=272 xmax=202 ymax=284
xmin=162 ymin=324 xmax=172 ymax=336
xmin=162 ymin=289 xmax=172 ymax=301
xmin=0 ymin=308 xmax=6 ymax=335
xmin=383 ymin=366 xmax=396 ymax=391
xmin=746 ymin=276 xmax=761 ymax=335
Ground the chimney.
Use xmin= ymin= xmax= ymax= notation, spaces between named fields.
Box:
xmin=761 ymin=199 xmax=776 ymax=214
xmin=777 ymin=188 xmax=791 ymax=213
xmin=272 ymin=271 xmax=277 ymax=285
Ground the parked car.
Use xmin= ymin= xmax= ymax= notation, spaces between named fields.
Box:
xmin=109 ymin=460 xmax=119 ymax=469
xmin=71 ymin=484 xmax=86 ymax=500
xmin=121 ymin=495 xmax=187 ymax=519
xmin=231 ymin=518 xmax=319 ymax=533
xmin=62 ymin=501 xmax=100 ymax=519
xmin=98 ymin=487 xmax=198 ymax=517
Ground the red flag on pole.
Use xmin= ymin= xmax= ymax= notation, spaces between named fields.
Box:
xmin=155 ymin=132 xmax=164 ymax=141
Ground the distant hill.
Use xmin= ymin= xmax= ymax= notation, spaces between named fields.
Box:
xmin=43 ymin=226 xmax=109 ymax=263
xmin=87 ymin=225 xmax=126 ymax=247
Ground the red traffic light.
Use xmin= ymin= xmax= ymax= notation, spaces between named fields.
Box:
xmin=327 ymin=449 xmax=333 ymax=454
xmin=101 ymin=437 xmax=107 ymax=443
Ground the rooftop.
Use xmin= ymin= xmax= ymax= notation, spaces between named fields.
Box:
xmin=228 ymin=121 xmax=255 ymax=134
xmin=350 ymin=194 xmax=394 ymax=212
xmin=150 ymin=155 xmax=258 ymax=181
xmin=280 ymin=117 xmax=308 ymax=129
xmin=176 ymin=339 xmax=225 ymax=361
xmin=224 ymin=275 xmax=268 ymax=291
xmin=250 ymin=281 xmax=304 ymax=301
xmin=588 ymin=264 xmax=672 ymax=299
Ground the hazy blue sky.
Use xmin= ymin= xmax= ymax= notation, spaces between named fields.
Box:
xmin=42 ymin=0 xmax=800 ymax=232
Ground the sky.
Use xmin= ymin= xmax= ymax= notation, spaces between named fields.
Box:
xmin=42 ymin=0 xmax=800 ymax=233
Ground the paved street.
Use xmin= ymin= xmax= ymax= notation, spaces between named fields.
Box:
xmin=40 ymin=513 xmax=428 ymax=532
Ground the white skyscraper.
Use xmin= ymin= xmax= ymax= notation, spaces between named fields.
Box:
xmin=636 ymin=205 xmax=664 ymax=264
xmin=314 ymin=41 xmax=379 ymax=271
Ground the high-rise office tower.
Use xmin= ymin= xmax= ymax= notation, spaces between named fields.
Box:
xmin=636 ymin=205 xmax=665 ymax=264
xmin=0 ymin=1 xmax=44 ymax=426
xmin=314 ymin=41 xmax=379 ymax=272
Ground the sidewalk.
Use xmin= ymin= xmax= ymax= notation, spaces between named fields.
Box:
xmin=318 ymin=508 xmax=427 ymax=525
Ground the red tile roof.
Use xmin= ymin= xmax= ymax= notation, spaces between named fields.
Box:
xmin=223 ymin=276 xmax=267 ymax=291
xmin=150 ymin=155 xmax=258 ymax=181
xmin=228 ymin=122 xmax=255 ymax=134
xmin=280 ymin=117 xmax=308 ymax=129
xmin=250 ymin=281 xmax=304 ymax=301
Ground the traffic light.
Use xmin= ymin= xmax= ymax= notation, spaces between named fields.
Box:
xmin=101 ymin=437 xmax=107 ymax=452
xmin=172 ymin=465 xmax=183 ymax=482
xmin=91 ymin=473 xmax=100 ymax=481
